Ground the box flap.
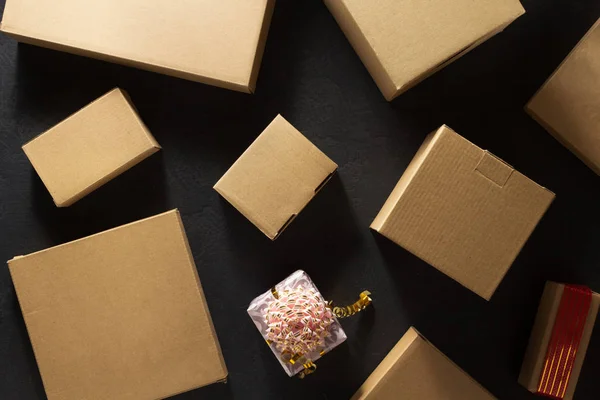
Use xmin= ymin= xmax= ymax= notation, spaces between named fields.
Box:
xmin=22 ymin=88 xmax=160 ymax=207
xmin=526 ymin=19 xmax=600 ymax=174
xmin=351 ymin=327 xmax=496 ymax=399
xmin=0 ymin=0 xmax=275 ymax=92
xmin=7 ymin=210 xmax=227 ymax=400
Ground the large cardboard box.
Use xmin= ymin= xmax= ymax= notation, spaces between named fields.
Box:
xmin=324 ymin=0 xmax=525 ymax=100
xmin=351 ymin=327 xmax=496 ymax=400
xmin=372 ymin=125 xmax=555 ymax=300
xmin=519 ymin=282 xmax=600 ymax=400
xmin=22 ymin=88 xmax=160 ymax=207
xmin=0 ymin=0 xmax=275 ymax=93
xmin=214 ymin=115 xmax=337 ymax=240
xmin=526 ymin=19 xmax=600 ymax=175
xmin=7 ymin=210 xmax=227 ymax=400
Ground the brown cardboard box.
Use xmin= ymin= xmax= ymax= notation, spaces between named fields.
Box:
xmin=526 ymin=19 xmax=600 ymax=175
xmin=214 ymin=114 xmax=337 ymax=240
xmin=371 ymin=125 xmax=555 ymax=300
xmin=7 ymin=210 xmax=227 ymax=400
xmin=22 ymin=88 xmax=160 ymax=207
xmin=351 ymin=327 xmax=496 ymax=400
xmin=0 ymin=0 xmax=275 ymax=93
xmin=324 ymin=0 xmax=525 ymax=101
xmin=519 ymin=282 xmax=600 ymax=400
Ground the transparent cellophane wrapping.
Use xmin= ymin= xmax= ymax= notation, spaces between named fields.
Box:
xmin=247 ymin=270 xmax=347 ymax=377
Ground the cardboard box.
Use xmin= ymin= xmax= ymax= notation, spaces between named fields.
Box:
xmin=22 ymin=88 xmax=160 ymax=207
xmin=526 ymin=19 xmax=600 ymax=174
xmin=351 ymin=327 xmax=496 ymax=399
xmin=324 ymin=0 xmax=525 ymax=100
xmin=371 ymin=125 xmax=555 ymax=300
xmin=519 ymin=282 xmax=600 ymax=400
xmin=7 ymin=210 xmax=227 ymax=400
xmin=0 ymin=0 xmax=275 ymax=93
xmin=214 ymin=114 xmax=337 ymax=240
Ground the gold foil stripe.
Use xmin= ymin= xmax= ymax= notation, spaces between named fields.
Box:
xmin=331 ymin=290 xmax=372 ymax=319
xmin=271 ymin=287 xmax=280 ymax=299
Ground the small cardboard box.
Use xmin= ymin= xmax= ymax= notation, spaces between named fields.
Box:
xmin=8 ymin=210 xmax=227 ymax=400
xmin=0 ymin=0 xmax=275 ymax=93
xmin=371 ymin=125 xmax=555 ymax=300
xmin=351 ymin=327 xmax=496 ymax=400
xmin=214 ymin=115 xmax=337 ymax=240
xmin=324 ymin=0 xmax=525 ymax=100
xmin=519 ymin=282 xmax=600 ymax=400
xmin=23 ymin=88 xmax=160 ymax=207
xmin=526 ymin=19 xmax=600 ymax=174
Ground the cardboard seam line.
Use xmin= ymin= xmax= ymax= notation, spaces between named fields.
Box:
xmin=474 ymin=151 xmax=515 ymax=188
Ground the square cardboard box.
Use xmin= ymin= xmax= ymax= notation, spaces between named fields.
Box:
xmin=22 ymin=88 xmax=160 ymax=207
xmin=324 ymin=0 xmax=524 ymax=100
xmin=526 ymin=19 xmax=600 ymax=175
xmin=7 ymin=210 xmax=227 ymax=400
xmin=351 ymin=327 xmax=496 ymax=399
xmin=371 ymin=125 xmax=555 ymax=300
xmin=214 ymin=115 xmax=337 ymax=240
xmin=519 ymin=282 xmax=600 ymax=400
xmin=0 ymin=0 xmax=275 ymax=93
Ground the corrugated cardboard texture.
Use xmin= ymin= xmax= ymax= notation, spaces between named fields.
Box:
xmin=7 ymin=210 xmax=227 ymax=400
xmin=526 ymin=19 xmax=600 ymax=174
xmin=22 ymin=88 xmax=160 ymax=207
xmin=518 ymin=282 xmax=600 ymax=400
xmin=0 ymin=0 xmax=275 ymax=93
xmin=214 ymin=114 xmax=337 ymax=240
xmin=351 ymin=327 xmax=496 ymax=400
xmin=371 ymin=126 xmax=555 ymax=300
xmin=324 ymin=0 xmax=525 ymax=100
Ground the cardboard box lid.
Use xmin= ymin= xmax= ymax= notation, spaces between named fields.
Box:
xmin=526 ymin=19 xmax=600 ymax=174
xmin=7 ymin=210 xmax=227 ymax=400
xmin=372 ymin=126 xmax=555 ymax=300
xmin=324 ymin=0 xmax=524 ymax=100
xmin=519 ymin=282 xmax=600 ymax=400
xmin=0 ymin=0 xmax=275 ymax=93
xmin=351 ymin=327 xmax=496 ymax=400
xmin=22 ymin=88 xmax=160 ymax=207
xmin=214 ymin=114 xmax=338 ymax=240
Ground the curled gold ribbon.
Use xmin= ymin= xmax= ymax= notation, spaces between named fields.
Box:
xmin=298 ymin=361 xmax=317 ymax=379
xmin=330 ymin=290 xmax=372 ymax=318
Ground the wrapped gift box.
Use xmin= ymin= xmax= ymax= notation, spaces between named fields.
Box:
xmin=214 ymin=115 xmax=337 ymax=240
xmin=7 ymin=210 xmax=227 ymax=400
xmin=352 ymin=327 xmax=496 ymax=399
xmin=324 ymin=0 xmax=525 ymax=100
xmin=371 ymin=125 xmax=555 ymax=300
xmin=526 ymin=19 xmax=600 ymax=174
xmin=519 ymin=282 xmax=600 ymax=400
xmin=0 ymin=0 xmax=275 ymax=93
xmin=22 ymin=88 xmax=160 ymax=207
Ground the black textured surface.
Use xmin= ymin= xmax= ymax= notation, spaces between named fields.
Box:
xmin=1 ymin=1 xmax=600 ymax=399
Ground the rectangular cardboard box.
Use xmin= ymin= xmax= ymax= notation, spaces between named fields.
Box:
xmin=351 ymin=327 xmax=496 ymax=399
xmin=0 ymin=0 xmax=275 ymax=93
xmin=23 ymin=88 xmax=160 ymax=207
xmin=324 ymin=0 xmax=524 ymax=100
xmin=519 ymin=282 xmax=600 ymax=400
xmin=8 ymin=210 xmax=227 ymax=400
xmin=526 ymin=19 xmax=600 ymax=174
xmin=214 ymin=114 xmax=337 ymax=240
xmin=372 ymin=125 xmax=555 ymax=300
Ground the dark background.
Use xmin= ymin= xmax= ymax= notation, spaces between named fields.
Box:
xmin=1 ymin=0 xmax=599 ymax=399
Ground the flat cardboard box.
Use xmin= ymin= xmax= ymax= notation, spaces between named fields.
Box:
xmin=0 ymin=0 xmax=275 ymax=93
xmin=8 ymin=210 xmax=227 ymax=400
xmin=526 ymin=19 xmax=600 ymax=175
xmin=351 ymin=327 xmax=496 ymax=400
xmin=324 ymin=0 xmax=525 ymax=100
xmin=23 ymin=88 xmax=160 ymax=207
xmin=214 ymin=114 xmax=337 ymax=240
xmin=371 ymin=125 xmax=555 ymax=300
xmin=519 ymin=282 xmax=600 ymax=400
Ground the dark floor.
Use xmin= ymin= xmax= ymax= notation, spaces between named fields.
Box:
xmin=1 ymin=1 xmax=600 ymax=399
